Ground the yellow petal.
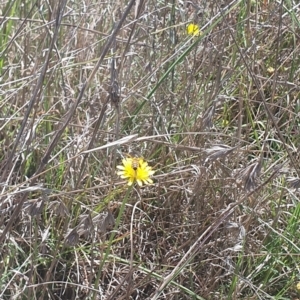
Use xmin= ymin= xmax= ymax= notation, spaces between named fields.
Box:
xmin=187 ymin=23 xmax=201 ymax=36
xmin=137 ymin=179 xmax=144 ymax=186
xmin=128 ymin=179 xmax=134 ymax=186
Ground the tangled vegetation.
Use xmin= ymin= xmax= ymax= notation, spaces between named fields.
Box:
xmin=1 ymin=0 xmax=300 ymax=299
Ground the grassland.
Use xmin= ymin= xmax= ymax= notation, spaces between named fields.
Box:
xmin=1 ymin=0 xmax=300 ymax=299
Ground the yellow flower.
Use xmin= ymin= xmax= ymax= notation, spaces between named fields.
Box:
xmin=297 ymin=281 xmax=300 ymax=290
xmin=222 ymin=119 xmax=229 ymax=127
xmin=267 ymin=66 xmax=275 ymax=74
xmin=187 ymin=23 xmax=201 ymax=37
xmin=116 ymin=157 xmax=155 ymax=186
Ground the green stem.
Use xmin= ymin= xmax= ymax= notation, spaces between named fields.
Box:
xmin=92 ymin=185 xmax=133 ymax=299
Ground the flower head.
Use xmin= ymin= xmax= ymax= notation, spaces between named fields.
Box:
xmin=187 ymin=23 xmax=201 ymax=37
xmin=117 ymin=157 xmax=155 ymax=186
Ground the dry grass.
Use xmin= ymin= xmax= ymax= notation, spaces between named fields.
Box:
xmin=1 ymin=0 xmax=300 ymax=299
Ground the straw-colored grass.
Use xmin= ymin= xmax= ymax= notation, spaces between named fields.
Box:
xmin=1 ymin=0 xmax=300 ymax=299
